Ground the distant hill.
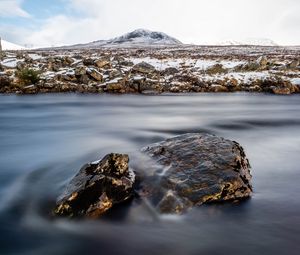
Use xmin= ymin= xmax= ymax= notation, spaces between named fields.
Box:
xmin=60 ymin=29 xmax=182 ymax=49
xmin=218 ymin=38 xmax=278 ymax=46
xmin=1 ymin=39 xmax=26 ymax=50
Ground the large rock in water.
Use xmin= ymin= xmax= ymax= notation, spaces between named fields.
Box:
xmin=140 ymin=133 xmax=252 ymax=214
xmin=54 ymin=153 xmax=135 ymax=218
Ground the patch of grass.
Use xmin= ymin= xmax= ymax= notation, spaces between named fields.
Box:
xmin=16 ymin=68 xmax=40 ymax=85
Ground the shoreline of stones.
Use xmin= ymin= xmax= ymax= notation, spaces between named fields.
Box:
xmin=1 ymin=46 xmax=299 ymax=95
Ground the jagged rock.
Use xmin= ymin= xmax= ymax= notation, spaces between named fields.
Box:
xmin=75 ymin=66 xmax=87 ymax=76
xmin=132 ymin=62 xmax=156 ymax=74
xmin=256 ymin=56 xmax=268 ymax=69
xmin=59 ymin=73 xmax=76 ymax=82
xmin=64 ymin=56 xmax=74 ymax=65
xmin=95 ymin=59 xmax=111 ymax=69
xmin=109 ymin=69 xmax=122 ymax=79
xmin=87 ymin=68 xmax=103 ymax=81
xmin=54 ymin=153 xmax=135 ymax=218
xmin=244 ymin=61 xmax=260 ymax=71
xmin=78 ymin=74 xmax=90 ymax=85
xmin=83 ymin=58 xmax=95 ymax=66
xmin=119 ymin=60 xmax=134 ymax=66
xmin=105 ymin=78 xmax=126 ymax=93
xmin=140 ymin=133 xmax=252 ymax=214
xmin=162 ymin=67 xmax=179 ymax=75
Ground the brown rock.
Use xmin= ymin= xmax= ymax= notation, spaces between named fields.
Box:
xmin=140 ymin=133 xmax=252 ymax=214
xmin=54 ymin=153 xmax=135 ymax=218
xmin=95 ymin=59 xmax=111 ymax=69
xmin=87 ymin=68 xmax=103 ymax=81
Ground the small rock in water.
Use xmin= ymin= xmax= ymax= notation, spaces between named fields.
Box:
xmin=54 ymin=153 xmax=135 ymax=218
xmin=140 ymin=133 xmax=252 ymax=214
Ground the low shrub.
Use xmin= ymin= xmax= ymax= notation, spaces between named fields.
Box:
xmin=16 ymin=68 xmax=40 ymax=85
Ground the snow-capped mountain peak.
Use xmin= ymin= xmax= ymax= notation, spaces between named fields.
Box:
xmin=108 ymin=29 xmax=182 ymax=45
xmin=64 ymin=29 xmax=183 ymax=49
xmin=0 ymin=39 xmax=26 ymax=50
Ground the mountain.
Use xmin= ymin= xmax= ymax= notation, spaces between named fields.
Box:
xmin=218 ymin=38 xmax=278 ymax=46
xmin=63 ymin=29 xmax=182 ymax=49
xmin=1 ymin=39 xmax=26 ymax=50
xmin=107 ymin=29 xmax=182 ymax=45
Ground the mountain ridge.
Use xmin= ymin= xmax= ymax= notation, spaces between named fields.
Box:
xmin=58 ymin=29 xmax=182 ymax=49
xmin=0 ymin=39 xmax=26 ymax=50
xmin=217 ymin=38 xmax=278 ymax=46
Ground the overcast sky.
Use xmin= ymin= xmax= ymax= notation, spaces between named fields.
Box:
xmin=0 ymin=0 xmax=299 ymax=47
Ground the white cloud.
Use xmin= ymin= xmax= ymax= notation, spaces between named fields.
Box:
xmin=3 ymin=0 xmax=300 ymax=47
xmin=0 ymin=0 xmax=30 ymax=18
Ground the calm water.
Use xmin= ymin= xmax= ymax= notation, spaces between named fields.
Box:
xmin=0 ymin=93 xmax=300 ymax=255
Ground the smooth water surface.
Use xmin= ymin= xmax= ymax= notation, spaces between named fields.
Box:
xmin=0 ymin=93 xmax=300 ymax=255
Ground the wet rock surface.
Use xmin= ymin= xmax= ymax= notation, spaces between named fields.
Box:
xmin=54 ymin=153 xmax=135 ymax=218
xmin=140 ymin=133 xmax=252 ymax=214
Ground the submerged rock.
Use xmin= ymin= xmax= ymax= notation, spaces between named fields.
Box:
xmin=140 ymin=133 xmax=252 ymax=214
xmin=54 ymin=153 xmax=135 ymax=218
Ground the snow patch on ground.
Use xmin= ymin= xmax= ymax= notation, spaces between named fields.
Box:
xmin=291 ymin=78 xmax=300 ymax=85
xmin=0 ymin=58 xmax=24 ymax=68
xmin=128 ymin=57 xmax=245 ymax=71
xmin=197 ymin=71 xmax=271 ymax=85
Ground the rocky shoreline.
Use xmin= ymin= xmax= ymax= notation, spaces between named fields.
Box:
xmin=0 ymin=45 xmax=299 ymax=95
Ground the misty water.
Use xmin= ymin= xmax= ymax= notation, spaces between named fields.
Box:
xmin=0 ymin=93 xmax=300 ymax=255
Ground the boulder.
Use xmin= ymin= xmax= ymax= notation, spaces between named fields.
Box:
xmin=75 ymin=66 xmax=87 ymax=76
xmin=109 ymin=69 xmax=123 ymax=79
xmin=54 ymin=153 xmax=135 ymax=218
xmin=162 ymin=67 xmax=179 ymax=75
xmin=209 ymin=84 xmax=228 ymax=92
xmin=87 ymin=68 xmax=103 ymax=82
xmin=140 ymin=133 xmax=252 ymax=214
xmin=132 ymin=62 xmax=156 ymax=74
xmin=83 ymin=58 xmax=95 ymax=66
xmin=256 ymin=56 xmax=268 ymax=69
xmin=105 ymin=78 xmax=126 ymax=93
xmin=63 ymin=56 xmax=74 ymax=65
xmin=95 ymin=59 xmax=111 ymax=69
